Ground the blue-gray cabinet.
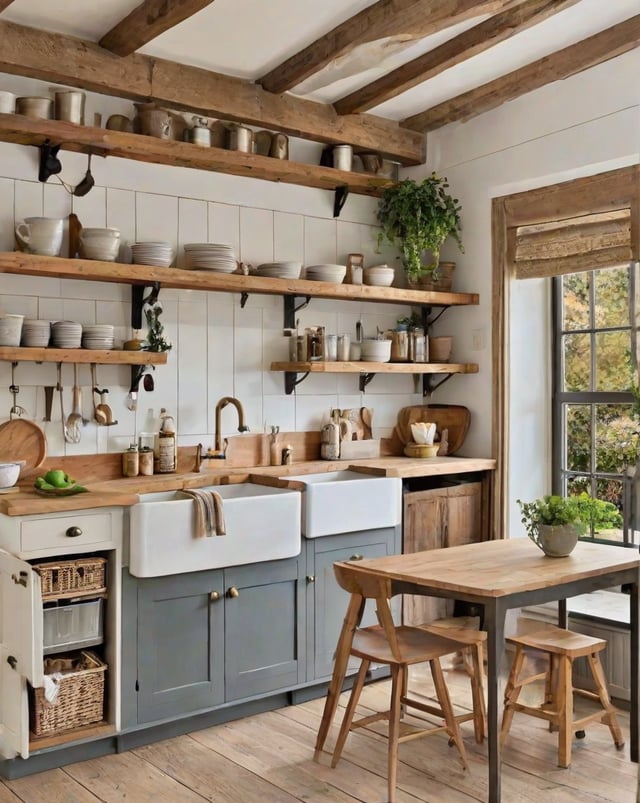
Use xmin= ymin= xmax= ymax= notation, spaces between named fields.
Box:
xmin=306 ymin=527 xmax=400 ymax=681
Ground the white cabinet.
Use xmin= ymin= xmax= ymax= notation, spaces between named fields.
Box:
xmin=0 ymin=508 xmax=123 ymax=760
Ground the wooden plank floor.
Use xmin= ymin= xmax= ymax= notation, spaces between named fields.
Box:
xmin=2 ymin=663 xmax=637 ymax=802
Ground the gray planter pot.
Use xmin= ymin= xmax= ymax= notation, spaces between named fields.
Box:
xmin=534 ymin=523 xmax=580 ymax=557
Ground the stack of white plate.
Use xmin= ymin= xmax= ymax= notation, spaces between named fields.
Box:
xmin=51 ymin=321 xmax=82 ymax=348
xmin=131 ymin=242 xmax=174 ymax=268
xmin=256 ymin=261 xmax=302 ymax=279
xmin=82 ymin=324 xmax=115 ymax=350
xmin=183 ymin=243 xmax=237 ymax=272
xmin=21 ymin=319 xmax=50 ymax=347
xmin=304 ymin=264 xmax=347 ymax=283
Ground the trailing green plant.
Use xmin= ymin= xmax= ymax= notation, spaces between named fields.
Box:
xmin=143 ymin=300 xmax=172 ymax=353
xmin=376 ymin=173 xmax=463 ymax=281
xmin=517 ymin=493 xmax=622 ymax=544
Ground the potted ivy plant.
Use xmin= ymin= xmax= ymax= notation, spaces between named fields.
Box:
xmin=376 ymin=173 xmax=463 ymax=288
xmin=517 ymin=494 xmax=622 ymax=557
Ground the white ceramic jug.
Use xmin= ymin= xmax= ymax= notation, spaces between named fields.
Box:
xmin=15 ymin=217 xmax=64 ymax=256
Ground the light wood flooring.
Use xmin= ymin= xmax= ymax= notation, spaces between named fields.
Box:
xmin=2 ymin=662 xmax=637 ymax=803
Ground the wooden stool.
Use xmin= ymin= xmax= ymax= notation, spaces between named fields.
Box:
xmin=501 ymin=624 xmax=625 ymax=768
xmin=421 ymin=617 xmax=487 ymax=743
xmin=321 ymin=562 xmax=476 ymax=803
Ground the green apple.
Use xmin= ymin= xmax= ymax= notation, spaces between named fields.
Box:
xmin=44 ymin=469 xmax=71 ymax=488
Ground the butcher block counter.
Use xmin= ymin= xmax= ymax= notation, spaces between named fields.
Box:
xmin=0 ymin=455 xmax=496 ymax=515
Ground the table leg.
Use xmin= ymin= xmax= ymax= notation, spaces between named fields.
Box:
xmin=314 ymin=593 xmax=364 ymax=760
xmin=631 ymin=578 xmax=639 ymax=763
xmin=558 ymin=598 xmax=567 ymax=629
xmin=484 ymin=598 xmax=506 ymax=803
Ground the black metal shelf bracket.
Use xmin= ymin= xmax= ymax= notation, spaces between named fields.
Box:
xmin=284 ymin=370 xmax=310 ymax=395
xmin=131 ymin=283 xmax=161 ymax=330
xmin=359 ymin=372 xmax=376 ymax=392
xmin=333 ymin=185 xmax=349 ymax=218
xmin=422 ymin=372 xmax=454 ymax=397
xmin=240 ymin=291 xmax=249 ymax=308
xmin=283 ymin=295 xmax=311 ymax=329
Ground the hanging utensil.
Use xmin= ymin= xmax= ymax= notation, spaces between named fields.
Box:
xmin=90 ymin=363 xmax=107 ymax=424
xmin=43 ymin=386 xmax=54 ymax=422
xmin=73 ymin=151 xmax=94 ymax=197
xmin=57 ymin=363 xmax=74 ymax=444
xmin=98 ymin=388 xmax=117 ymax=424
xmin=64 ymin=363 xmax=82 ymax=443
xmin=9 ymin=362 xmax=27 ymax=418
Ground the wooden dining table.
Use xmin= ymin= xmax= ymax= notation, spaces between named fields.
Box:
xmin=314 ymin=538 xmax=640 ymax=803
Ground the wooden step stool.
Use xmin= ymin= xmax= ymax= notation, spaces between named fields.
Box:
xmin=501 ymin=624 xmax=625 ymax=768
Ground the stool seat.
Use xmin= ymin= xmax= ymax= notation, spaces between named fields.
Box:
xmin=501 ymin=623 xmax=624 ymax=768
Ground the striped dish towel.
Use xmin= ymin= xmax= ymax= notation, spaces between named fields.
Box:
xmin=183 ymin=489 xmax=226 ymax=537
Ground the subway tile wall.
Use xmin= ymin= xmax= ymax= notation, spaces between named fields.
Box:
xmin=0 ymin=80 xmax=422 ymax=457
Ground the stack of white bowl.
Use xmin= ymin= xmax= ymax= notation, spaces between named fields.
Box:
xmin=304 ymin=264 xmax=346 ymax=283
xmin=51 ymin=321 xmax=82 ymax=348
xmin=82 ymin=324 xmax=115 ymax=350
xmin=360 ymin=338 xmax=392 ymax=362
xmin=256 ymin=261 xmax=302 ymax=279
xmin=0 ymin=314 xmax=24 ymax=347
xmin=183 ymin=243 xmax=236 ymax=272
xmin=364 ymin=264 xmax=395 ymax=287
xmin=131 ymin=242 xmax=174 ymax=267
xmin=21 ymin=319 xmax=50 ymax=347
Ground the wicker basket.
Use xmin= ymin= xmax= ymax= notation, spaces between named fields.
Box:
xmin=30 ymin=650 xmax=106 ymax=737
xmin=32 ymin=557 xmax=107 ymax=598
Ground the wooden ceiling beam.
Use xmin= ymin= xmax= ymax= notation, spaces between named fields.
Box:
xmin=258 ymin=0 xmax=518 ymax=95
xmin=100 ymin=0 xmax=217 ymax=57
xmin=335 ymin=0 xmax=579 ymax=115
xmin=403 ymin=13 xmax=640 ymax=132
xmin=0 ymin=20 xmax=424 ymax=164
xmin=0 ymin=1 xmax=15 ymax=11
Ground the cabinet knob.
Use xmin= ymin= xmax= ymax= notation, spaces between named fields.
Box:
xmin=227 ymin=586 xmax=239 ymax=598
xmin=306 ymin=574 xmax=315 ymax=583
xmin=209 ymin=591 xmax=221 ymax=602
xmin=6 ymin=656 xmax=17 ymax=671
xmin=349 ymin=554 xmax=363 ymax=561
xmin=65 ymin=526 xmax=83 ymax=538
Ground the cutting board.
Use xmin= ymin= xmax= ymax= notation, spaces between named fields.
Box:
xmin=0 ymin=418 xmax=47 ymax=471
xmin=395 ymin=404 xmax=470 ymax=455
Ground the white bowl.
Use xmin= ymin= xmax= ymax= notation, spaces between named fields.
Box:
xmin=364 ymin=266 xmax=395 ymax=287
xmin=0 ymin=462 xmax=21 ymax=488
xmin=360 ymin=338 xmax=392 ymax=362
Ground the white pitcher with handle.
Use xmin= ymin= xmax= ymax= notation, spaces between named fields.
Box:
xmin=15 ymin=217 xmax=64 ymax=256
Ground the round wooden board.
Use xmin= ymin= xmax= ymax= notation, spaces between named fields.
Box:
xmin=0 ymin=418 xmax=47 ymax=471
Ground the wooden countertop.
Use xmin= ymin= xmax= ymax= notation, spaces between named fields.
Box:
xmin=0 ymin=455 xmax=496 ymax=516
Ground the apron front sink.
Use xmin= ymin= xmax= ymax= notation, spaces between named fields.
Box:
xmin=128 ymin=484 xmax=301 ymax=577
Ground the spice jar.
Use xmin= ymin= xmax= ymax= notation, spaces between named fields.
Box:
xmin=138 ymin=447 xmax=154 ymax=476
xmin=122 ymin=444 xmax=139 ymax=477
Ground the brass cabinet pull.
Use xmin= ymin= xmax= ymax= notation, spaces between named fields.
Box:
xmin=209 ymin=591 xmax=221 ymax=601
xmin=227 ymin=586 xmax=239 ymax=598
xmin=349 ymin=554 xmax=363 ymax=561
xmin=65 ymin=526 xmax=83 ymax=538
xmin=306 ymin=574 xmax=315 ymax=583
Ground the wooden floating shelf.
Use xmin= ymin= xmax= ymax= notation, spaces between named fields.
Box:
xmin=0 ymin=347 xmax=168 ymax=365
xmin=0 ymin=253 xmax=479 ymax=308
xmin=270 ymin=361 xmax=478 ymax=374
xmin=0 ymin=113 xmax=395 ymax=198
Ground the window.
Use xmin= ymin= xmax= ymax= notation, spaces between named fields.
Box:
xmin=553 ymin=265 xmax=637 ymax=544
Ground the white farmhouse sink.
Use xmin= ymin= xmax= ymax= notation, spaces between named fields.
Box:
xmin=285 ymin=470 xmax=402 ymax=538
xmin=128 ymin=484 xmax=301 ymax=577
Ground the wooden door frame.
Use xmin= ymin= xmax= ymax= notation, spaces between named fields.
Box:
xmin=491 ymin=164 xmax=640 ymax=539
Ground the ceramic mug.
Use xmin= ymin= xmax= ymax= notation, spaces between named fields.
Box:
xmin=15 ymin=217 xmax=64 ymax=256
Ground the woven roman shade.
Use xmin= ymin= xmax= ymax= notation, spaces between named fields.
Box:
xmin=510 ymin=208 xmax=631 ymax=280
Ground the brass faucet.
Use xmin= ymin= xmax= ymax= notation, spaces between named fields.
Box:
xmin=213 ymin=396 xmax=249 ymax=457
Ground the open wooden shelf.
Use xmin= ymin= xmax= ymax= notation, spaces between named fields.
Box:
xmin=0 ymin=113 xmax=394 ymax=198
xmin=0 ymin=252 xmax=479 ymax=308
xmin=0 ymin=346 xmax=167 ymax=365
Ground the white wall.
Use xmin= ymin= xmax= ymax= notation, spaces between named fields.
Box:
xmin=408 ymin=48 xmax=640 ymax=536
xmin=0 ymin=74 xmax=425 ymax=458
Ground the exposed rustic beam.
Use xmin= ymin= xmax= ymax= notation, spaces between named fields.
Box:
xmin=335 ymin=0 xmax=579 ymax=115
xmin=259 ymin=0 xmax=518 ymax=95
xmin=0 ymin=1 xmax=15 ymax=11
xmin=0 ymin=20 xmax=424 ymax=164
xmin=403 ymin=13 xmax=640 ymax=132
xmin=100 ymin=0 xmax=216 ymax=57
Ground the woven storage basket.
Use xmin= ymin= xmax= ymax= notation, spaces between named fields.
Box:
xmin=32 ymin=557 xmax=107 ymax=598
xmin=30 ymin=650 xmax=106 ymax=737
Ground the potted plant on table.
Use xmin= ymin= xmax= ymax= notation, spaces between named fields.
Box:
xmin=375 ymin=173 xmax=464 ymax=290
xmin=517 ymin=493 xmax=622 ymax=557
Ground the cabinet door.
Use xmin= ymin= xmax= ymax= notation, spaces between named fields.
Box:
xmin=0 ymin=552 xmax=44 ymax=759
xmin=137 ymin=569 xmax=224 ymax=724
xmin=445 ymin=482 xmax=483 ymax=547
xmin=311 ymin=529 xmax=395 ymax=681
xmin=224 ymin=556 xmax=305 ymax=701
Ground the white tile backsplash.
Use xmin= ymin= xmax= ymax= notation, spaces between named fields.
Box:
xmin=0 ymin=135 xmax=427 ymax=458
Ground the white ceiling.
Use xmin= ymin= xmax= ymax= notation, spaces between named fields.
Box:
xmin=3 ymin=0 xmax=639 ymax=123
